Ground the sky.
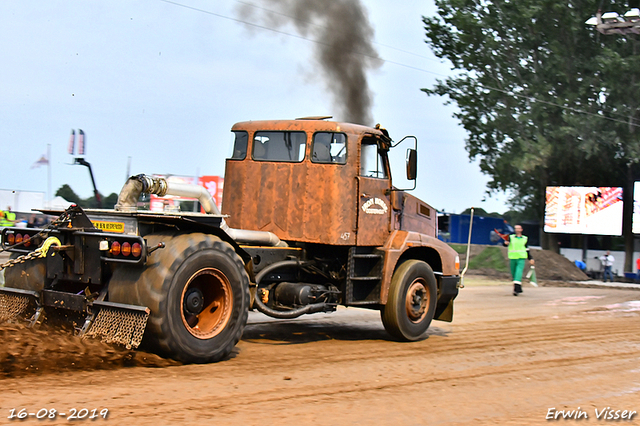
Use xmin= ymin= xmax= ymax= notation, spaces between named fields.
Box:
xmin=0 ymin=0 xmax=510 ymax=214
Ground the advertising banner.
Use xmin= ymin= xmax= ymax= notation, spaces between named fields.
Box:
xmin=149 ymin=175 xmax=223 ymax=213
xmin=633 ymin=181 xmax=640 ymax=234
xmin=544 ymin=186 xmax=623 ymax=235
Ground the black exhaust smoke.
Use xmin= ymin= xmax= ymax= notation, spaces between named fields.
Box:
xmin=237 ymin=0 xmax=382 ymax=125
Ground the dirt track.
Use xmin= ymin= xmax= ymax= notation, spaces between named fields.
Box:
xmin=2 ymin=281 xmax=640 ymax=425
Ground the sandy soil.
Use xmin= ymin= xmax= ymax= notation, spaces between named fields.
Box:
xmin=1 ymin=282 xmax=639 ymax=425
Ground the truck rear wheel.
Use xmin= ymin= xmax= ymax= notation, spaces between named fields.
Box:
xmin=381 ymin=260 xmax=437 ymax=341
xmin=109 ymin=233 xmax=249 ymax=363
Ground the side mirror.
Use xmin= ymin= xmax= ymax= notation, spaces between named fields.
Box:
xmin=406 ymin=149 xmax=417 ymax=181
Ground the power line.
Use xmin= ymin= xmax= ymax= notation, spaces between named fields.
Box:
xmin=158 ymin=0 xmax=445 ymax=75
xmin=233 ymin=0 xmax=442 ymax=62
xmin=158 ymin=0 xmax=640 ymax=129
xmin=481 ymin=84 xmax=640 ymax=129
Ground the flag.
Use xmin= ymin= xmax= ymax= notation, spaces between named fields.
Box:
xmin=68 ymin=129 xmax=75 ymax=155
xmin=31 ymin=154 xmax=49 ymax=169
xmin=78 ymin=129 xmax=85 ymax=155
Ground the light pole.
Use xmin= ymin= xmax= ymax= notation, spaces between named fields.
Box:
xmin=586 ymin=8 xmax=640 ymax=35
xmin=586 ymin=8 xmax=640 ymax=275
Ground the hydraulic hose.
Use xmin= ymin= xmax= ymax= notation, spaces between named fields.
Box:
xmin=253 ymin=260 xmax=331 ymax=319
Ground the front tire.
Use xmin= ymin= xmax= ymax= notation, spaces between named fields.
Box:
xmin=109 ymin=233 xmax=249 ymax=363
xmin=381 ymin=260 xmax=437 ymax=341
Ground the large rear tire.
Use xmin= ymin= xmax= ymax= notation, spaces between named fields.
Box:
xmin=109 ymin=232 xmax=249 ymax=363
xmin=381 ymin=260 xmax=437 ymax=341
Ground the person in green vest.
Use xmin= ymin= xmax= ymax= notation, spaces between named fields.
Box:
xmin=0 ymin=206 xmax=16 ymax=227
xmin=504 ymin=224 xmax=534 ymax=296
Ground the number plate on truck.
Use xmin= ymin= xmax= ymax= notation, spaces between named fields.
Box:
xmin=90 ymin=220 xmax=125 ymax=233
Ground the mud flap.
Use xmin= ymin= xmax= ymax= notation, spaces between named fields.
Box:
xmin=434 ymin=299 xmax=454 ymax=322
xmin=434 ymin=276 xmax=459 ymax=322
xmin=83 ymin=301 xmax=150 ymax=350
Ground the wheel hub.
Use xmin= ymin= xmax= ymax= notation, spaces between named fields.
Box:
xmin=184 ymin=288 xmax=205 ymax=315
xmin=180 ymin=268 xmax=232 ymax=339
xmin=406 ymin=279 xmax=428 ymax=323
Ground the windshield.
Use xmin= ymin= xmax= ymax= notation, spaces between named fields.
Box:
xmin=252 ymin=131 xmax=306 ymax=162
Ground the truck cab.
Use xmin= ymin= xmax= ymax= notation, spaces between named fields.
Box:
xmin=223 ymin=118 xmax=459 ymax=318
xmin=224 ymin=119 xmax=436 ymax=245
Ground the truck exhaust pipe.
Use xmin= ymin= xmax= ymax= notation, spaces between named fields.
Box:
xmin=116 ymin=174 xmax=285 ymax=247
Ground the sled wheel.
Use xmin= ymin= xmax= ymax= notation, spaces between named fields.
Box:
xmin=381 ymin=260 xmax=437 ymax=341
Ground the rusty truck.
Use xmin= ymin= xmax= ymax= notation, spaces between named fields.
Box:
xmin=0 ymin=118 xmax=461 ymax=363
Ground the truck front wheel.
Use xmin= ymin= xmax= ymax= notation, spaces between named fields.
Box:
xmin=109 ymin=233 xmax=249 ymax=363
xmin=381 ymin=260 xmax=437 ymax=341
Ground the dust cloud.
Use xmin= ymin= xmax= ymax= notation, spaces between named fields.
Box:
xmin=0 ymin=322 xmax=179 ymax=378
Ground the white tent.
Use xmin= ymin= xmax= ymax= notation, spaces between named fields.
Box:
xmin=45 ymin=196 xmax=73 ymax=210
xmin=0 ymin=189 xmax=45 ymax=213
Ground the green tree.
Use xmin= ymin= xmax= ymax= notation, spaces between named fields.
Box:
xmin=54 ymin=186 xmax=120 ymax=209
xmin=460 ymin=207 xmax=502 ymax=218
xmin=82 ymin=193 xmax=101 ymax=209
xmin=102 ymin=193 xmax=119 ymax=209
xmin=55 ymin=184 xmax=81 ymax=205
xmin=82 ymin=192 xmax=120 ymax=209
xmin=502 ymin=209 xmax=537 ymax=226
xmin=422 ymin=1 xmax=633 ymax=261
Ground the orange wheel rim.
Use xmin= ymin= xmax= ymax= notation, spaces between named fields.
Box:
xmin=180 ymin=268 xmax=232 ymax=339
xmin=405 ymin=278 xmax=428 ymax=323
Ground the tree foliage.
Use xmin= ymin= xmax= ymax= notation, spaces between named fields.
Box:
xmin=55 ymin=185 xmax=118 ymax=209
xmin=422 ymin=0 xmax=636 ymax=217
xmin=55 ymin=184 xmax=82 ymax=205
xmin=460 ymin=207 xmax=502 ymax=218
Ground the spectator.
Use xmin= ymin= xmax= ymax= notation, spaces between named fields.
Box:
xmin=27 ymin=214 xmax=37 ymax=228
xmin=598 ymin=251 xmax=615 ymax=283
xmin=0 ymin=206 xmax=15 ymax=227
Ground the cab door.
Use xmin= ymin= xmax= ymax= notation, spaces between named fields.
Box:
xmin=356 ymin=139 xmax=391 ymax=246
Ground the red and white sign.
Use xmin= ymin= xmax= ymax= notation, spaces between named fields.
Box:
xmin=149 ymin=175 xmax=224 ymax=213
xmin=198 ymin=175 xmax=224 ymax=212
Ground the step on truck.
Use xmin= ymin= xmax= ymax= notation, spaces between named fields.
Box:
xmin=0 ymin=118 xmax=461 ymax=363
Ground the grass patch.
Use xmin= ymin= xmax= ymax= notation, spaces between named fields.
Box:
xmin=448 ymin=244 xmax=467 ymax=254
xmin=468 ymin=246 xmax=509 ymax=272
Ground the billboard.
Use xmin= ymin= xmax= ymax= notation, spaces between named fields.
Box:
xmin=149 ymin=175 xmax=224 ymax=213
xmin=544 ymin=186 xmax=623 ymax=235
xmin=633 ymin=181 xmax=640 ymax=234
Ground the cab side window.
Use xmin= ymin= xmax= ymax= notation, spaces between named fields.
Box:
xmin=360 ymin=140 xmax=387 ymax=178
xmin=312 ymin=132 xmax=347 ymax=164
xmin=231 ymin=131 xmax=248 ymax=160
